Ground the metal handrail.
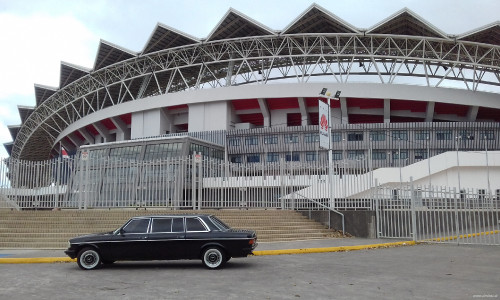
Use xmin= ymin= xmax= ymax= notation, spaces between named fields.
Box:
xmin=295 ymin=191 xmax=344 ymax=235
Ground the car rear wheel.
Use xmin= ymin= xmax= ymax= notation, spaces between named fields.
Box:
xmin=202 ymin=247 xmax=226 ymax=269
xmin=77 ymin=247 xmax=101 ymax=270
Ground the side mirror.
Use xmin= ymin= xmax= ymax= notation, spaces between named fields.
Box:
xmin=119 ymin=228 xmax=125 ymax=235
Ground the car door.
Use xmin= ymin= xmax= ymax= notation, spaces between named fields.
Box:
xmin=147 ymin=217 xmax=185 ymax=260
xmin=183 ymin=217 xmax=210 ymax=259
xmin=109 ymin=217 xmax=150 ymax=260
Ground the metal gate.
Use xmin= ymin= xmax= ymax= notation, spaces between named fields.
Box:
xmin=375 ymin=180 xmax=500 ymax=245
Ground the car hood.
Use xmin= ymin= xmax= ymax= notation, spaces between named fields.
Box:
xmin=69 ymin=231 xmax=115 ymax=243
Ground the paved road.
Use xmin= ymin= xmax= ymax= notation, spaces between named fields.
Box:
xmin=0 ymin=243 xmax=498 ymax=300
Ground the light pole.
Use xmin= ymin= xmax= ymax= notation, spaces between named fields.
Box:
xmin=319 ymin=88 xmax=341 ymax=209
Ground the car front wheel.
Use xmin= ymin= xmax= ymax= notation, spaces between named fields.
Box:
xmin=77 ymin=247 xmax=101 ymax=270
xmin=202 ymin=247 xmax=226 ymax=269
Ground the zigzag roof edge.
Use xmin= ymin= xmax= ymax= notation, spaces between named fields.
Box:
xmin=140 ymin=22 xmax=200 ymax=54
xmin=282 ymin=3 xmax=360 ymax=34
xmin=61 ymin=61 xmax=92 ymax=73
xmin=34 ymin=83 xmax=58 ymax=91
xmin=366 ymin=7 xmax=449 ymax=39
xmin=457 ymin=21 xmax=500 ymax=40
xmin=7 ymin=125 xmax=21 ymax=129
xmin=205 ymin=7 xmax=277 ymax=42
xmin=99 ymin=39 xmax=139 ymax=56
xmin=17 ymin=105 xmax=35 ymax=110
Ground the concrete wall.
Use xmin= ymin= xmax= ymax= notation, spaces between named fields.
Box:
xmin=301 ymin=210 xmax=376 ymax=238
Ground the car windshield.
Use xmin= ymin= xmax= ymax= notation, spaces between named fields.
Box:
xmin=209 ymin=216 xmax=231 ymax=231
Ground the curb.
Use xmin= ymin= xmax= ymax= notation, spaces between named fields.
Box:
xmin=252 ymin=240 xmax=417 ymax=256
xmin=0 ymin=241 xmax=416 ymax=264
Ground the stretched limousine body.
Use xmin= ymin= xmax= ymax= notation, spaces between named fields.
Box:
xmin=65 ymin=214 xmax=257 ymax=270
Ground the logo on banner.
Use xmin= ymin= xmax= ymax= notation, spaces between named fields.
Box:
xmin=320 ymin=114 xmax=328 ymax=131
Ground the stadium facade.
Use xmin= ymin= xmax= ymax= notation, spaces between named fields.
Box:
xmin=2 ymin=4 xmax=500 ymax=198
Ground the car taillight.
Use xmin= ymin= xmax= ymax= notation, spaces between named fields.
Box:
xmin=248 ymin=239 xmax=255 ymax=245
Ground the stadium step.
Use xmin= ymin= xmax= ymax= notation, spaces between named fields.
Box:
xmin=0 ymin=209 xmax=344 ymax=248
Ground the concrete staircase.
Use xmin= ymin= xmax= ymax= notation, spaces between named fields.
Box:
xmin=0 ymin=209 xmax=343 ymax=249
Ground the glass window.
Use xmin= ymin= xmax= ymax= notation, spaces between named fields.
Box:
xmin=332 ymin=151 xmax=343 ymax=160
xmin=458 ymin=131 xmax=475 ymax=140
xmin=480 ymin=130 xmax=494 ymax=140
xmin=144 ymin=143 xmax=182 ymax=160
xmin=230 ymin=155 xmax=242 ymax=163
xmin=370 ymin=131 xmax=386 ymax=141
xmin=267 ymin=152 xmax=279 ymax=162
xmin=285 ymin=152 xmax=300 ymax=162
xmin=415 ymin=130 xmax=430 ymax=140
xmin=392 ymin=150 xmax=408 ymax=160
xmin=414 ymin=149 xmax=428 ymax=159
xmin=348 ymin=150 xmax=364 ymax=159
xmin=151 ymin=218 xmax=173 ymax=233
xmin=436 ymin=130 xmax=452 ymax=140
xmin=347 ymin=132 xmax=363 ymax=141
xmin=110 ymin=146 xmax=142 ymax=162
xmin=304 ymin=133 xmax=319 ymax=143
xmin=332 ymin=132 xmax=342 ymax=142
xmin=247 ymin=154 xmax=260 ymax=163
xmin=245 ymin=136 xmax=259 ymax=146
xmin=227 ymin=138 xmax=240 ymax=146
xmin=284 ymin=134 xmax=299 ymax=143
xmin=190 ymin=144 xmax=209 ymax=156
xmin=186 ymin=218 xmax=207 ymax=232
xmin=172 ymin=218 xmax=184 ymax=232
xmin=372 ymin=150 xmax=387 ymax=160
xmin=263 ymin=135 xmax=278 ymax=144
xmin=392 ymin=130 xmax=408 ymax=141
xmin=122 ymin=218 xmax=150 ymax=234
xmin=306 ymin=151 xmax=317 ymax=161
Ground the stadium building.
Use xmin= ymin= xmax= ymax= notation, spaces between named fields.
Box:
xmin=2 ymin=4 xmax=500 ymax=204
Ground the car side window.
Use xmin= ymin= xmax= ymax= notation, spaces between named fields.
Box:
xmin=122 ymin=218 xmax=150 ymax=234
xmin=172 ymin=218 xmax=184 ymax=232
xmin=186 ymin=217 xmax=207 ymax=232
xmin=151 ymin=218 xmax=173 ymax=233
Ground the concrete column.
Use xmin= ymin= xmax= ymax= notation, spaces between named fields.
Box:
xmin=340 ymin=97 xmax=348 ymax=124
xmin=93 ymin=122 xmax=112 ymax=142
xmin=425 ymin=102 xmax=435 ymax=122
xmin=111 ymin=116 xmax=130 ymax=141
xmin=467 ymin=106 xmax=479 ymax=121
xmin=298 ymin=97 xmax=309 ymax=126
xmin=384 ymin=99 xmax=391 ymax=123
xmin=78 ymin=128 xmax=94 ymax=144
xmin=258 ymin=98 xmax=270 ymax=128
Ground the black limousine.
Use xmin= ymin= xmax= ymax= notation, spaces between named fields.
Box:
xmin=65 ymin=214 xmax=257 ymax=270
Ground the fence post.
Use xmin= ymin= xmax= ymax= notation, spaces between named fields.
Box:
xmin=410 ymin=177 xmax=417 ymax=242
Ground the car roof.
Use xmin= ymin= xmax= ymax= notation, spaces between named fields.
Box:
xmin=131 ymin=214 xmax=212 ymax=219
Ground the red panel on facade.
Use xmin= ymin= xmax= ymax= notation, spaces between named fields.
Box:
xmin=390 ymin=99 xmax=426 ymax=113
xmin=85 ymin=125 xmax=99 ymax=136
xmin=267 ymin=98 xmax=299 ymax=110
xmin=232 ymin=99 xmax=260 ymax=110
xmin=238 ymin=113 xmax=264 ymax=126
xmin=347 ymin=98 xmax=384 ymax=109
xmin=168 ymin=104 xmax=188 ymax=110
xmin=305 ymin=97 xmax=340 ymax=108
xmin=391 ymin=116 xmax=425 ymax=123
xmin=309 ymin=112 xmax=319 ymax=125
xmin=119 ymin=113 xmax=132 ymax=125
xmin=73 ymin=131 xmax=84 ymax=141
xmin=434 ymin=102 xmax=468 ymax=117
xmin=287 ymin=113 xmax=302 ymax=126
xmin=476 ymin=107 xmax=500 ymax=121
xmin=176 ymin=124 xmax=188 ymax=131
xmin=101 ymin=119 xmax=116 ymax=130
xmin=349 ymin=114 xmax=383 ymax=124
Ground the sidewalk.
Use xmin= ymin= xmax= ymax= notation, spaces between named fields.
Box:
xmin=0 ymin=238 xmax=415 ymax=262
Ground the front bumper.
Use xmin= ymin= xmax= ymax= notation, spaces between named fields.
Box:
xmin=64 ymin=248 xmax=77 ymax=259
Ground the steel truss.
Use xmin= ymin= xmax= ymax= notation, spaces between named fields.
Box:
xmin=12 ymin=33 xmax=500 ymax=160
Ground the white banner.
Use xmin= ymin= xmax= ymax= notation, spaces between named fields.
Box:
xmin=318 ymin=99 xmax=329 ymax=150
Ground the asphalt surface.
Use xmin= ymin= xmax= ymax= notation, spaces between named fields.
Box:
xmin=0 ymin=239 xmax=499 ymax=299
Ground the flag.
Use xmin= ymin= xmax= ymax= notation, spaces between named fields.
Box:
xmin=62 ymin=147 xmax=69 ymax=159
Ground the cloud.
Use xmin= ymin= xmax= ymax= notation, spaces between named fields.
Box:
xmin=0 ymin=13 xmax=98 ymax=99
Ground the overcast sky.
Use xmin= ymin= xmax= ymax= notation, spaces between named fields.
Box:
xmin=0 ymin=0 xmax=498 ymax=158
